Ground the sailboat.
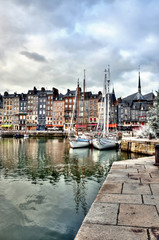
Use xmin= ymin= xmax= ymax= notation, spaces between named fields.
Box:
xmin=69 ymin=76 xmax=90 ymax=149
xmin=92 ymin=67 xmax=118 ymax=150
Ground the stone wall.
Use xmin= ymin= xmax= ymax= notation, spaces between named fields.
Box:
xmin=121 ymin=139 xmax=158 ymax=155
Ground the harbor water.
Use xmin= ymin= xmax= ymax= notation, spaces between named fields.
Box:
xmin=0 ymin=137 xmax=143 ymax=240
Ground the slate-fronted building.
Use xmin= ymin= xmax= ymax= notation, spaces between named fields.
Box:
xmin=117 ymin=72 xmax=155 ymax=130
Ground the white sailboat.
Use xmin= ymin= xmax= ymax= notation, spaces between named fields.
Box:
xmin=69 ymin=75 xmax=90 ymax=149
xmin=92 ymin=67 xmax=118 ymax=150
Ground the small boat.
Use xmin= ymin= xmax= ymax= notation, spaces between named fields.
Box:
xmin=92 ymin=136 xmax=117 ymax=150
xmin=24 ymin=134 xmax=29 ymax=138
xmin=13 ymin=133 xmax=24 ymax=138
xmin=70 ymin=136 xmax=90 ymax=149
xmin=69 ymin=75 xmax=90 ymax=149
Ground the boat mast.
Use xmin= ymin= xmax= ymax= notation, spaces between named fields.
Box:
xmin=106 ymin=65 xmax=110 ymax=135
xmin=103 ymin=69 xmax=107 ymax=136
xmin=76 ymin=79 xmax=80 ymax=136
xmin=82 ymin=69 xmax=85 ymax=134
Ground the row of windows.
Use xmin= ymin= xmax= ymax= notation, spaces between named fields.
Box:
xmin=65 ymin=99 xmax=75 ymax=103
xmin=47 ymin=96 xmax=53 ymax=100
xmin=54 ymin=102 xmax=63 ymax=106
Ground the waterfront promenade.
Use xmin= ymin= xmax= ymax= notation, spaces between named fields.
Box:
xmin=75 ymin=156 xmax=159 ymax=240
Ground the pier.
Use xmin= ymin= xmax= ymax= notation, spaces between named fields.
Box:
xmin=75 ymin=156 xmax=159 ymax=240
xmin=1 ymin=130 xmax=67 ymax=138
xmin=121 ymin=137 xmax=158 ymax=155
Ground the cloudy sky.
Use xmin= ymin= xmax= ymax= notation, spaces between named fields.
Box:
xmin=0 ymin=0 xmax=159 ymax=98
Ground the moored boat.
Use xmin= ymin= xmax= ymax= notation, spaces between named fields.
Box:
xmin=92 ymin=66 xmax=118 ymax=150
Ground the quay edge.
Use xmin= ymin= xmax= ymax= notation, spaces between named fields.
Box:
xmin=1 ymin=131 xmax=67 ymax=138
xmin=121 ymin=137 xmax=159 ymax=155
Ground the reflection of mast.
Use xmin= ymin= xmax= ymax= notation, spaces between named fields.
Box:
xmin=72 ymin=157 xmax=87 ymax=215
xmin=82 ymin=70 xmax=85 ymax=134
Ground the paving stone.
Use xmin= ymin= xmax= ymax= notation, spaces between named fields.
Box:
xmin=111 ymin=165 xmax=127 ymax=169
xmin=127 ymin=164 xmax=145 ymax=169
xmin=122 ymin=183 xmax=151 ymax=195
xmin=149 ymin=228 xmax=159 ymax=240
xmin=118 ymin=204 xmax=159 ymax=228
xmin=110 ymin=168 xmax=138 ymax=174
xmin=75 ymin=224 xmax=148 ymax=240
xmin=83 ymin=202 xmax=118 ymax=225
xmin=141 ymin=177 xmax=159 ymax=184
xmin=150 ymin=172 xmax=159 ymax=178
xmin=98 ymin=182 xmax=122 ymax=194
xmin=128 ymin=172 xmax=151 ymax=178
xmin=156 ymin=205 xmax=159 ymax=213
xmin=108 ymin=172 xmax=129 ymax=178
xmin=145 ymin=165 xmax=159 ymax=171
xmin=143 ymin=195 xmax=159 ymax=205
xmin=125 ymin=176 xmax=141 ymax=183
xmin=106 ymin=175 xmax=128 ymax=183
xmin=95 ymin=193 xmax=142 ymax=204
xmin=150 ymin=184 xmax=159 ymax=195
xmin=113 ymin=161 xmax=127 ymax=166
xmin=138 ymin=169 xmax=153 ymax=173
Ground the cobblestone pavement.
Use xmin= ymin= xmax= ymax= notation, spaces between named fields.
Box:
xmin=75 ymin=156 xmax=159 ymax=240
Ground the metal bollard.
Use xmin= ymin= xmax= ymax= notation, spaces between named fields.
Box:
xmin=154 ymin=144 xmax=159 ymax=166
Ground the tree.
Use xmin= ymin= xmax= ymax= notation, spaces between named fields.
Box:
xmin=148 ymin=90 xmax=159 ymax=134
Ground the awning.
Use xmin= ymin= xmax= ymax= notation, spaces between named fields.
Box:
xmin=75 ymin=125 xmax=87 ymax=128
xmin=52 ymin=125 xmax=63 ymax=127
xmin=109 ymin=124 xmax=117 ymax=128
xmin=88 ymin=123 xmax=97 ymax=126
xmin=1 ymin=125 xmax=13 ymax=128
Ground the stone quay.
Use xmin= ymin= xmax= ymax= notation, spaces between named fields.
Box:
xmin=121 ymin=137 xmax=158 ymax=155
xmin=75 ymin=156 xmax=159 ymax=240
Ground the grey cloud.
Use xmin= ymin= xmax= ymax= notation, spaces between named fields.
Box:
xmin=0 ymin=0 xmax=159 ymax=97
xmin=20 ymin=51 xmax=47 ymax=62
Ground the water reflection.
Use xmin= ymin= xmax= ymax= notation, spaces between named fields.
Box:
xmin=0 ymin=138 xmax=144 ymax=240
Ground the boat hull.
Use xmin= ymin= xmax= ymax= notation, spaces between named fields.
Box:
xmin=92 ymin=137 xmax=117 ymax=150
xmin=70 ymin=139 xmax=90 ymax=149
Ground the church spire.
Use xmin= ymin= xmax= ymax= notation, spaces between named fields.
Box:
xmin=138 ymin=65 xmax=141 ymax=94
